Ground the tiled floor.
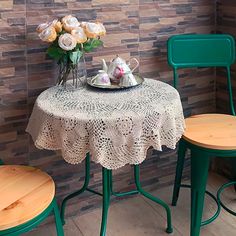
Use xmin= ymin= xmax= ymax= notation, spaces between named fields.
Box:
xmin=26 ymin=173 xmax=236 ymax=235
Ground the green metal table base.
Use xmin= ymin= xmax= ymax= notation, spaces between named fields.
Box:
xmin=60 ymin=153 xmax=173 ymax=236
xmin=172 ymin=139 xmax=236 ymax=236
xmin=0 ymin=198 xmax=64 ymax=236
xmin=217 ymin=181 xmax=236 ymax=216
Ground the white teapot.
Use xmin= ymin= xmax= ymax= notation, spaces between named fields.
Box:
xmin=102 ymin=55 xmax=139 ymax=83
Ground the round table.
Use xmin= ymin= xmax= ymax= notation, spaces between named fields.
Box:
xmin=26 ymin=78 xmax=185 ymax=235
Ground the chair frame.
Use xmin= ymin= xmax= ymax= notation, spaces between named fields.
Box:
xmin=167 ymin=34 xmax=236 ymax=236
xmin=0 ymin=162 xmax=64 ymax=236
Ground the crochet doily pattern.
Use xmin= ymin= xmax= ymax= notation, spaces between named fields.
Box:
xmin=26 ymin=79 xmax=185 ymax=169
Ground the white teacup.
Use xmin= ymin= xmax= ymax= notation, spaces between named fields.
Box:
xmin=92 ymin=70 xmax=111 ymax=86
xmin=119 ymin=72 xmax=138 ymax=87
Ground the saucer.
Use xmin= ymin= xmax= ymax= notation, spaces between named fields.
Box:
xmin=87 ymin=74 xmax=144 ymax=90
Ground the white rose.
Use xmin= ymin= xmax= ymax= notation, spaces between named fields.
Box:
xmin=58 ymin=33 xmax=77 ymax=51
xmin=62 ymin=15 xmax=80 ymax=32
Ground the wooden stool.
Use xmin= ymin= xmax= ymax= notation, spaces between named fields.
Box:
xmin=168 ymin=34 xmax=236 ymax=236
xmin=0 ymin=165 xmax=64 ymax=236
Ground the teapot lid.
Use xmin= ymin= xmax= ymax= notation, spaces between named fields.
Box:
xmin=112 ymin=55 xmax=126 ymax=64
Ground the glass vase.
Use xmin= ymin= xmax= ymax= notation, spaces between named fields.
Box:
xmin=57 ymin=54 xmax=87 ymax=89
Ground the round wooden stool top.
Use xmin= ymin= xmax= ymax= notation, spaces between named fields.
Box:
xmin=183 ymin=113 xmax=236 ymax=150
xmin=0 ymin=165 xmax=55 ymax=231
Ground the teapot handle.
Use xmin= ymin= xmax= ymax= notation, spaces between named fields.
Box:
xmin=128 ymin=57 xmax=139 ymax=73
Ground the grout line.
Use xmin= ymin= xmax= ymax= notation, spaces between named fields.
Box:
xmin=71 ymin=217 xmax=85 ymax=236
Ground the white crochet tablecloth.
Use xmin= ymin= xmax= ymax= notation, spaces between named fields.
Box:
xmin=26 ymin=79 xmax=185 ymax=169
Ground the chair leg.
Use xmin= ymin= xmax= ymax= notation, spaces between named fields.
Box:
xmin=100 ymin=168 xmax=111 ymax=236
xmin=190 ymin=149 xmax=210 ymax=236
xmin=53 ymin=199 xmax=64 ymax=236
xmin=172 ymin=139 xmax=187 ymax=206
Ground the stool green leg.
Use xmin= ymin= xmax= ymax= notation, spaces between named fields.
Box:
xmin=100 ymin=168 xmax=111 ymax=236
xmin=134 ymin=165 xmax=173 ymax=234
xmin=172 ymin=139 xmax=187 ymax=206
xmin=60 ymin=153 xmax=90 ymax=224
xmin=230 ymin=158 xmax=236 ymax=192
xmin=191 ymin=150 xmax=210 ymax=236
xmin=53 ymin=199 xmax=64 ymax=236
xmin=217 ymin=181 xmax=236 ymax=216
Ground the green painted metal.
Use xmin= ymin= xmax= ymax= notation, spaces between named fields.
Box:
xmin=109 ymin=169 xmax=139 ymax=197
xmin=226 ymin=67 xmax=236 ymax=116
xmin=168 ymin=34 xmax=236 ymax=115
xmin=180 ymin=184 xmax=221 ymax=226
xmin=168 ymin=34 xmax=235 ymax=69
xmin=190 ymin=150 xmax=210 ymax=236
xmin=61 ymin=155 xmax=173 ymax=235
xmin=60 ymin=153 xmax=90 ymax=225
xmin=134 ymin=165 xmax=173 ymax=234
xmin=86 ymin=188 xmax=103 ymax=196
xmin=0 ymin=198 xmax=64 ymax=236
xmin=217 ymin=181 xmax=236 ymax=216
xmin=172 ymin=139 xmax=187 ymax=206
xmin=0 ymin=159 xmax=4 ymax=165
xmin=168 ymin=34 xmax=236 ymax=236
xmin=100 ymin=168 xmax=110 ymax=236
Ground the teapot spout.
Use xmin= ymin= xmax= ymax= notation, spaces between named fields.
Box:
xmin=102 ymin=59 xmax=108 ymax=72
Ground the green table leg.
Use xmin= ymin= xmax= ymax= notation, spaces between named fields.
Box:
xmin=100 ymin=168 xmax=111 ymax=236
xmin=172 ymin=139 xmax=187 ymax=206
xmin=191 ymin=150 xmax=210 ymax=236
xmin=60 ymin=153 xmax=91 ymax=224
xmin=134 ymin=165 xmax=173 ymax=234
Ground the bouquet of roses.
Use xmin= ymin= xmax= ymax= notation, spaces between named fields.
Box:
xmin=36 ymin=15 xmax=106 ymax=86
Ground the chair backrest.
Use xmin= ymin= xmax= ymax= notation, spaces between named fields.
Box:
xmin=167 ymin=34 xmax=236 ymax=115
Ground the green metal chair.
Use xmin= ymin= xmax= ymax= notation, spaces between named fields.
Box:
xmin=0 ymin=161 xmax=64 ymax=236
xmin=167 ymin=34 xmax=236 ymax=236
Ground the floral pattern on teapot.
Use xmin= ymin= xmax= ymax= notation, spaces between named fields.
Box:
xmin=102 ymin=55 xmax=139 ymax=83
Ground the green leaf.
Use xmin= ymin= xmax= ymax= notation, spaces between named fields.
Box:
xmin=69 ymin=50 xmax=83 ymax=65
xmin=83 ymin=39 xmax=103 ymax=52
xmin=47 ymin=45 xmax=64 ymax=61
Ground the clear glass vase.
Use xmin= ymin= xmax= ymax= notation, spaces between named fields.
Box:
xmin=57 ymin=54 xmax=87 ymax=89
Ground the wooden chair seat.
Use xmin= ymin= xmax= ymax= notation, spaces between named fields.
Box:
xmin=0 ymin=165 xmax=55 ymax=231
xmin=183 ymin=113 xmax=236 ymax=150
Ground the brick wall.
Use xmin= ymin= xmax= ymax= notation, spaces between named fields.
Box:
xmin=0 ymin=0 xmax=216 ymax=217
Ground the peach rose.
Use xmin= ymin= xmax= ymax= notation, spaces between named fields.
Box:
xmin=36 ymin=19 xmax=59 ymax=33
xmin=58 ymin=33 xmax=77 ymax=51
xmin=61 ymin=15 xmax=80 ymax=32
xmin=97 ymin=22 xmax=106 ymax=36
xmin=36 ymin=22 xmax=50 ymax=33
xmin=54 ymin=21 xmax=62 ymax=33
xmin=39 ymin=26 xmax=57 ymax=42
xmin=71 ymin=27 xmax=87 ymax=44
xmin=84 ymin=22 xmax=106 ymax=38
